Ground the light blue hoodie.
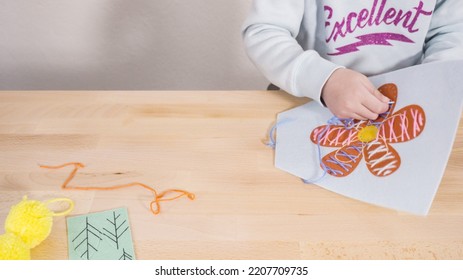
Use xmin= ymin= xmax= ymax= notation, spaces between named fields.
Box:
xmin=242 ymin=0 xmax=463 ymax=104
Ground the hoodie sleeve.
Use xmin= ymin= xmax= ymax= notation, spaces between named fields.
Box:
xmin=422 ymin=0 xmax=463 ymax=62
xmin=242 ymin=0 xmax=342 ymax=105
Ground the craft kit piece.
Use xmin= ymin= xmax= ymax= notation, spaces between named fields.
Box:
xmin=274 ymin=60 xmax=463 ymax=215
xmin=0 ymin=196 xmax=74 ymax=260
xmin=308 ymin=83 xmax=425 ymax=178
xmin=67 ymin=208 xmax=135 ymax=260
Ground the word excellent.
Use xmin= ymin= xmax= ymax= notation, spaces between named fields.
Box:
xmin=325 ymin=0 xmax=433 ymax=42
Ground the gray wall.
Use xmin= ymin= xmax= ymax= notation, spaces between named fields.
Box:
xmin=0 ymin=0 xmax=267 ymax=90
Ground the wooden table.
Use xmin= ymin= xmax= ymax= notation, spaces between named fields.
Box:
xmin=0 ymin=90 xmax=462 ymax=260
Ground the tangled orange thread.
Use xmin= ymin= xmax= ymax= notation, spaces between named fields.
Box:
xmin=40 ymin=162 xmax=195 ymax=215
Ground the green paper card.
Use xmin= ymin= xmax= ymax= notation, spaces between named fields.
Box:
xmin=66 ymin=208 xmax=136 ymax=260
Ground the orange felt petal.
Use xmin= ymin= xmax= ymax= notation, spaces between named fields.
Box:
xmin=378 ymin=105 xmax=426 ymax=143
xmin=321 ymin=141 xmax=364 ymax=177
xmin=310 ymin=125 xmax=358 ymax=147
xmin=363 ymin=139 xmax=401 ymax=177
xmin=373 ymin=83 xmax=398 ymax=124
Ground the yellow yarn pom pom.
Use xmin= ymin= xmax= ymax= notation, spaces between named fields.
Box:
xmin=358 ymin=125 xmax=379 ymax=143
xmin=5 ymin=197 xmax=54 ymax=248
xmin=0 ymin=232 xmax=30 ymax=260
xmin=0 ymin=196 xmax=74 ymax=259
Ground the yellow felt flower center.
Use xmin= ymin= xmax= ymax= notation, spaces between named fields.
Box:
xmin=358 ymin=125 xmax=378 ymax=143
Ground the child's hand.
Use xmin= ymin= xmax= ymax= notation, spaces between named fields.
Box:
xmin=321 ymin=68 xmax=390 ymax=120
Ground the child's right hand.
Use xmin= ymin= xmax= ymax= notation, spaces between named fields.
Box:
xmin=321 ymin=68 xmax=390 ymax=120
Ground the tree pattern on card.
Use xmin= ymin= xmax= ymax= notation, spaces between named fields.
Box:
xmin=119 ymin=248 xmax=133 ymax=260
xmin=102 ymin=211 xmax=129 ymax=250
xmin=67 ymin=208 xmax=135 ymax=260
xmin=72 ymin=217 xmax=103 ymax=260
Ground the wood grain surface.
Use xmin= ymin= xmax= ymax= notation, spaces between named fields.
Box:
xmin=0 ymin=90 xmax=462 ymax=259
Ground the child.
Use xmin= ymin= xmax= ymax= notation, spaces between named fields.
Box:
xmin=242 ymin=0 xmax=463 ymax=120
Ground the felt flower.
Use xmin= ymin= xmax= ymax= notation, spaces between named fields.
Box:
xmin=310 ymin=83 xmax=426 ymax=177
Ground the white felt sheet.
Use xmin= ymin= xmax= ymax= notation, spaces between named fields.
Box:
xmin=275 ymin=60 xmax=463 ymax=215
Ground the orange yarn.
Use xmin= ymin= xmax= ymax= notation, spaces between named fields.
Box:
xmin=40 ymin=162 xmax=195 ymax=215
